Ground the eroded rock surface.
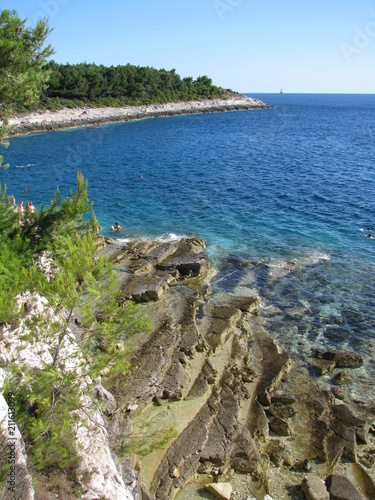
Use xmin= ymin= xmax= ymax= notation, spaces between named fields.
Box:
xmin=99 ymin=237 xmax=374 ymax=500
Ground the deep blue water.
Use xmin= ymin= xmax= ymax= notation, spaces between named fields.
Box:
xmin=2 ymin=94 xmax=375 ymax=401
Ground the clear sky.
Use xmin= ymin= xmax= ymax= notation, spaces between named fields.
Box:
xmin=3 ymin=0 xmax=375 ymax=93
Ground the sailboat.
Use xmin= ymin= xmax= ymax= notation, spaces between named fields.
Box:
xmin=279 ymin=89 xmax=284 ymax=94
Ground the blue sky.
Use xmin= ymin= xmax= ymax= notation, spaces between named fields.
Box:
xmin=3 ymin=0 xmax=375 ymax=93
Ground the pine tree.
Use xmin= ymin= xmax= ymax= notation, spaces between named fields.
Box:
xmin=1 ymin=174 xmax=150 ymax=474
xmin=0 ymin=8 xmax=53 ymax=168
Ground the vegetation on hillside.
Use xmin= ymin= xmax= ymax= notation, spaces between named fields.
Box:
xmin=0 ymin=9 xmax=150 ymax=495
xmin=38 ymin=61 xmax=235 ymax=111
xmin=0 ymin=175 xmax=150 ymax=488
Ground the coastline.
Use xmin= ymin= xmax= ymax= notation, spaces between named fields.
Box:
xmin=7 ymin=94 xmax=271 ymax=137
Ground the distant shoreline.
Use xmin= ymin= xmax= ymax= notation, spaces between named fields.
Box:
xmin=8 ymin=95 xmax=272 ymax=137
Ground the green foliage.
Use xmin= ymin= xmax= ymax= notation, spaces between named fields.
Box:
xmin=0 ymin=9 xmax=53 ymax=166
xmin=40 ymin=61 xmax=230 ymax=108
xmin=1 ymin=174 xmax=150 ymax=474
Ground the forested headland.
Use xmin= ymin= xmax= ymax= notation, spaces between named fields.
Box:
xmin=30 ymin=61 xmax=236 ymax=112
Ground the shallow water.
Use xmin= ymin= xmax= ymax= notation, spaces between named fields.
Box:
xmin=3 ymin=93 xmax=375 ymax=402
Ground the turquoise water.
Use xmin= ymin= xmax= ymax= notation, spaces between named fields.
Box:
xmin=3 ymin=94 xmax=375 ymax=401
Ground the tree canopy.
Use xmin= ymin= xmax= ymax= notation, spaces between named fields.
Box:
xmin=39 ymin=61 xmax=231 ymax=110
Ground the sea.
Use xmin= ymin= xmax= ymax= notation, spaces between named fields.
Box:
xmin=2 ymin=93 xmax=375 ymax=405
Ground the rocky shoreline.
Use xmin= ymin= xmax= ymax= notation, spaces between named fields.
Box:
xmin=1 ymin=235 xmax=374 ymax=499
xmin=7 ymin=95 xmax=271 ymax=137
xmin=99 ymin=236 xmax=375 ymax=500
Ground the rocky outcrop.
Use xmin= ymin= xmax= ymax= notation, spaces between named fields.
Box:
xmin=2 ymin=236 xmax=373 ymax=500
xmin=100 ymin=236 xmax=375 ymax=499
xmin=8 ymin=95 xmax=272 ymax=137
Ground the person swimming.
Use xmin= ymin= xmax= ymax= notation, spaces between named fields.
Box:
xmin=111 ymin=222 xmax=122 ymax=231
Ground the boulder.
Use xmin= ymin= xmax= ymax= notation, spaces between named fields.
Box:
xmin=325 ymin=474 xmax=363 ymax=500
xmin=205 ymin=482 xmax=233 ymax=500
xmin=257 ymin=353 xmax=292 ymax=406
xmin=120 ymin=273 xmax=171 ymax=302
xmin=310 ymin=358 xmax=336 ymax=375
xmin=268 ymin=402 xmax=296 ymax=420
xmin=271 ymin=391 xmax=296 ymax=405
xmin=268 ymin=416 xmax=291 ymax=436
xmin=333 ymin=371 xmax=352 ymax=386
xmin=313 ymin=350 xmax=363 ymax=368
xmin=291 ymin=459 xmax=311 ymax=472
xmin=247 ymin=400 xmax=269 ymax=440
xmin=301 ymin=475 xmax=329 ymax=500
xmin=331 ymin=386 xmax=347 ymax=400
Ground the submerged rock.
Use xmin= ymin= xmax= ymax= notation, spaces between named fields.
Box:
xmin=313 ymin=349 xmax=363 ymax=368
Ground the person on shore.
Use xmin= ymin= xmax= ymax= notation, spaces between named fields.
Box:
xmin=25 ymin=202 xmax=36 ymax=214
xmin=19 ymin=200 xmax=24 ymax=217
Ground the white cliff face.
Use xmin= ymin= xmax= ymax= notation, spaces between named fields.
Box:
xmin=0 ymin=292 xmax=136 ymax=500
xmin=0 ymin=391 xmax=35 ymax=500
xmin=74 ymin=407 xmax=134 ymax=500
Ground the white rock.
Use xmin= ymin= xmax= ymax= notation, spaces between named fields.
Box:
xmin=0 ymin=394 xmax=35 ymax=499
xmin=0 ymin=292 xmax=136 ymax=499
xmin=205 ymin=482 xmax=233 ymax=500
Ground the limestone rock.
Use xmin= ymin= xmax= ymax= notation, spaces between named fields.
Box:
xmin=291 ymin=458 xmax=311 ymax=471
xmin=301 ymin=475 xmax=329 ymax=500
xmin=156 ymin=238 xmax=210 ymax=278
xmin=247 ymin=400 xmax=269 ymax=440
xmin=204 ymin=304 xmax=242 ymax=353
xmin=94 ymin=376 xmax=117 ymax=415
xmin=271 ymin=391 xmax=296 ymax=405
xmin=331 ymin=386 xmax=347 ymax=400
xmin=0 ymin=395 xmax=35 ymax=500
xmin=267 ymin=440 xmax=292 ymax=467
xmin=120 ymin=273 xmax=171 ymax=302
xmin=187 ymin=358 xmax=218 ymax=398
xmin=257 ymin=353 xmax=292 ymax=406
xmin=333 ymin=371 xmax=352 ymax=385
xmin=268 ymin=402 xmax=296 ymax=419
xmin=162 ymin=354 xmax=189 ymax=400
xmin=268 ymin=416 xmax=291 ymax=436
xmin=325 ymin=474 xmax=363 ymax=500
xmin=310 ymin=358 xmax=336 ymax=375
xmin=313 ymin=349 xmax=363 ymax=368
xmin=205 ymin=482 xmax=233 ymax=500
xmin=227 ymin=294 xmax=260 ymax=314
